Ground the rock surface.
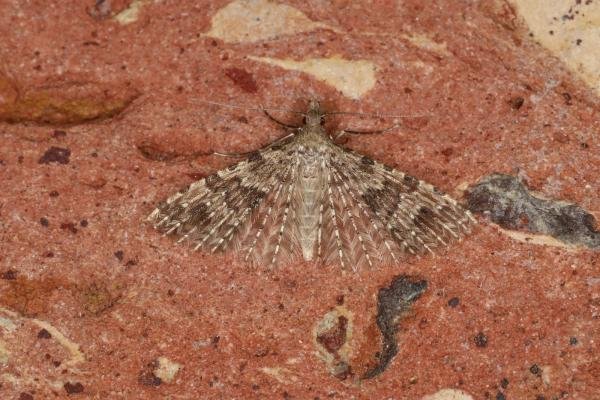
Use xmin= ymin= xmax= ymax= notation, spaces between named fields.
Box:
xmin=0 ymin=0 xmax=599 ymax=399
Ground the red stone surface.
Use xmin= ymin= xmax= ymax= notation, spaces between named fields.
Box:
xmin=0 ymin=1 xmax=599 ymax=399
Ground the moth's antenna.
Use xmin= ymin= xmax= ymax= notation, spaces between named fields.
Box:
xmin=324 ymin=110 xmax=433 ymax=119
xmin=191 ymin=99 xmax=305 ymax=115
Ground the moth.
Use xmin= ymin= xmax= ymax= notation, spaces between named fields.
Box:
xmin=148 ymin=100 xmax=475 ymax=271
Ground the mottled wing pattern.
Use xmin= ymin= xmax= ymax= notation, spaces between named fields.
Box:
xmin=149 ymin=141 xmax=474 ymax=270
xmin=321 ymin=147 xmax=474 ymax=269
xmin=148 ymin=142 xmax=303 ymax=265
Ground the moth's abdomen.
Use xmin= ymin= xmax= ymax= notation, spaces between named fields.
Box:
xmin=295 ymin=154 xmax=328 ymax=261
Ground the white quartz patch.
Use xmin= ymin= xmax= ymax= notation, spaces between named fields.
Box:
xmin=205 ymin=0 xmax=338 ymax=43
xmin=250 ymin=55 xmax=376 ymax=99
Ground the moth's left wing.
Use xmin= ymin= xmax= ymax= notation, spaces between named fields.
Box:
xmin=148 ymin=146 xmax=301 ymax=264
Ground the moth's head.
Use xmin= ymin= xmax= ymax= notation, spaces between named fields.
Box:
xmin=304 ymin=99 xmax=325 ymax=128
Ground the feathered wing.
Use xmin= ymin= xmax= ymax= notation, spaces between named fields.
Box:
xmin=149 ymin=139 xmax=474 ymax=270
xmin=317 ymin=148 xmax=475 ymax=270
xmin=148 ymin=145 xmax=302 ymax=265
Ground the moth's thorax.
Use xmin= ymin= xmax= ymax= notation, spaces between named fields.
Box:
xmin=295 ymin=124 xmax=332 ymax=149
xmin=292 ymin=100 xmax=332 ymax=148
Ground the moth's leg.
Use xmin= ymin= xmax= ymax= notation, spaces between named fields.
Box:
xmin=212 ymin=104 xmax=300 ymax=158
xmin=213 ymin=132 xmax=296 ymax=158
xmin=262 ymin=107 xmax=300 ymax=130
xmin=213 ymin=150 xmax=260 ymax=158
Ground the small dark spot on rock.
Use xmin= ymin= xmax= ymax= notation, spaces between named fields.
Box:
xmin=549 ymin=30 xmax=554 ymax=35
xmin=509 ymin=96 xmax=524 ymax=110
xmin=63 ymin=381 xmax=84 ymax=394
xmin=79 ymin=219 xmax=88 ymax=227
xmin=49 ymin=190 xmax=59 ymax=197
xmin=535 ymin=396 xmax=546 ymax=400
xmin=530 ymin=363 xmax=542 ymax=376
xmin=500 ymin=377 xmax=509 ymax=388
xmin=1 ymin=269 xmax=17 ymax=280
xmin=19 ymin=393 xmax=34 ymax=400
xmin=37 ymin=328 xmax=52 ymax=339
xmin=52 ymin=130 xmax=67 ymax=138
xmin=474 ymin=332 xmax=488 ymax=347
xmin=88 ymin=0 xmax=112 ymax=19
xmin=496 ymin=392 xmax=506 ymax=400
xmin=440 ymin=147 xmax=453 ymax=158
xmin=238 ymin=116 xmax=248 ymax=124
xmin=576 ymin=38 xmax=582 ymax=45
xmin=91 ymin=152 xmax=98 ymax=158
xmin=336 ymin=294 xmax=344 ymax=305
xmin=404 ymin=87 xmax=413 ymax=94
xmin=45 ymin=251 xmax=54 ymax=258
xmin=562 ymin=92 xmax=572 ymax=105
xmin=138 ymin=371 xmax=162 ymax=387
xmin=125 ymin=259 xmax=137 ymax=267
xmin=447 ymin=297 xmax=460 ymax=307
xmin=60 ymin=222 xmax=78 ymax=234
xmin=114 ymin=250 xmax=124 ymax=261
xmin=212 ymin=335 xmax=221 ymax=346
xmin=167 ymin=289 xmax=174 ymax=296
xmin=569 ymin=336 xmax=578 ymax=345
xmin=38 ymin=147 xmax=71 ymax=165
xmin=40 ymin=217 xmax=49 ymax=227
xmin=224 ymin=67 xmax=258 ymax=93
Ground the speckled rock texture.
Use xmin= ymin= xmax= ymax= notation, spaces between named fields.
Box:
xmin=1 ymin=1 xmax=599 ymax=399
